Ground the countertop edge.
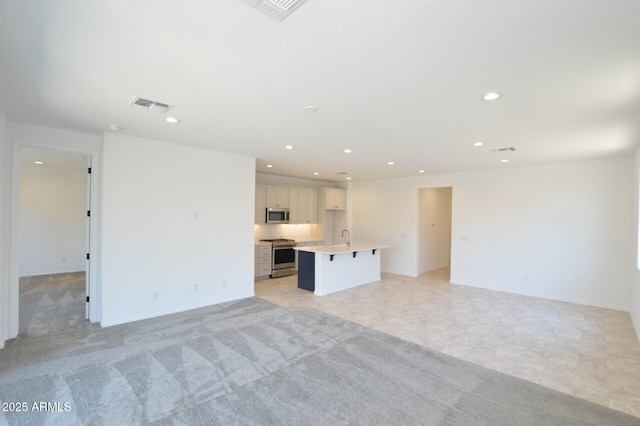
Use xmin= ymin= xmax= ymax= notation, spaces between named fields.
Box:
xmin=294 ymin=243 xmax=391 ymax=255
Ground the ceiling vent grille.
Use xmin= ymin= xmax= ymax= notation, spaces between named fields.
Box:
xmin=492 ymin=147 xmax=517 ymax=153
xmin=129 ymin=97 xmax=174 ymax=114
xmin=246 ymin=0 xmax=309 ymax=21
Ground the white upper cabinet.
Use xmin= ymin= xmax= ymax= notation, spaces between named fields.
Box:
xmin=325 ymin=187 xmax=346 ymax=210
xmin=298 ymin=187 xmax=318 ymax=223
xmin=255 ymin=184 xmax=266 ymax=224
xmin=266 ymin=185 xmax=289 ymax=208
xmin=288 ymin=186 xmax=318 ymax=224
xmin=256 ymin=182 xmax=320 ymax=224
xmin=288 ymin=186 xmax=300 ymax=224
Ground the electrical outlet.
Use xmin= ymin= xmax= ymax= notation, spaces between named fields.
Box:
xmin=153 ymin=290 xmax=159 ymax=300
xmin=193 ymin=283 xmax=199 ymax=291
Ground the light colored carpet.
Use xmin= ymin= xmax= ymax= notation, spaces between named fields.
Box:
xmin=1 ymin=293 xmax=639 ymax=425
xmin=18 ymin=272 xmax=86 ymax=335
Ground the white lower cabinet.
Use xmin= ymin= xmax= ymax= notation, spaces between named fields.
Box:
xmin=255 ymin=244 xmax=272 ymax=279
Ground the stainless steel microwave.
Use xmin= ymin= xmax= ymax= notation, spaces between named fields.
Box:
xmin=266 ymin=208 xmax=290 ymax=224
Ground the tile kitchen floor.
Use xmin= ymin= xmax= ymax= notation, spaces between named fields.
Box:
xmin=255 ymin=267 xmax=640 ymax=418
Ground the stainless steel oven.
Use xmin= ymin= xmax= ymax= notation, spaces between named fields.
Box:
xmin=260 ymin=239 xmax=297 ymax=278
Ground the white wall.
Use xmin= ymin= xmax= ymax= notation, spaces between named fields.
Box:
xmin=632 ymin=148 xmax=640 ymax=341
xmin=351 ymin=178 xmax=419 ymax=275
xmin=0 ymin=114 xmax=7 ymax=348
xmin=418 ymin=187 xmax=452 ymax=274
xmin=19 ymin=165 xmax=87 ymax=276
xmin=101 ymin=134 xmax=255 ymax=326
xmin=353 ymin=158 xmax=633 ymax=311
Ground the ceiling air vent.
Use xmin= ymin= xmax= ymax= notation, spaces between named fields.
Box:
xmin=246 ymin=0 xmax=310 ymax=21
xmin=129 ymin=97 xmax=174 ymax=114
xmin=492 ymin=147 xmax=517 ymax=153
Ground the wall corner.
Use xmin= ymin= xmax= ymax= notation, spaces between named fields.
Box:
xmin=0 ymin=113 xmax=8 ymax=348
xmin=631 ymin=146 xmax=640 ymax=343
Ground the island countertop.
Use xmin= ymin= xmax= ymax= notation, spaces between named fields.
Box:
xmin=295 ymin=242 xmax=390 ymax=296
xmin=294 ymin=242 xmax=390 ymax=255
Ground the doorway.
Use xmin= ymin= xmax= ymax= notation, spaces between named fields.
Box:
xmin=9 ymin=145 xmax=98 ymax=338
xmin=418 ymin=187 xmax=452 ymax=278
xmin=18 ymin=147 xmax=90 ymax=333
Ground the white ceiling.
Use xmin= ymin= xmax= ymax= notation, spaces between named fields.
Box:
xmin=1 ymin=1 xmax=639 ymax=181
xmin=21 ymin=147 xmax=88 ymax=171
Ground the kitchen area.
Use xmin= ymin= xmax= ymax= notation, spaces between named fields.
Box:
xmin=254 ymin=173 xmax=389 ymax=296
xmin=254 ymin=173 xmax=348 ymax=281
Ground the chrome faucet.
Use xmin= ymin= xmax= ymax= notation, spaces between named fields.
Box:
xmin=341 ymin=229 xmax=351 ymax=246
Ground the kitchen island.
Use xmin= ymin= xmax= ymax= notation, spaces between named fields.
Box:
xmin=294 ymin=243 xmax=391 ymax=296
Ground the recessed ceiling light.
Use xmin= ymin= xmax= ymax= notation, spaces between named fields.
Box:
xmin=418 ymin=170 xmax=425 ymax=173
xmin=303 ymin=106 xmax=319 ymax=112
xmin=266 ymin=164 xmax=273 ymax=168
xmin=387 ymin=161 xmax=395 ymax=166
xmin=165 ymin=117 xmax=181 ymax=124
xmin=34 ymin=161 xmax=43 ymax=165
xmin=343 ymin=149 xmax=352 ymax=154
xmin=473 ymin=142 xmax=484 ymax=147
xmin=346 ymin=177 xmax=352 ymax=180
xmin=285 ymin=145 xmax=295 ymax=150
xmin=108 ymin=124 xmax=122 ymax=131
xmin=313 ymin=172 xmax=319 ymax=175
xmin=483 ymin=92 xmax=502 ymax=101
xmin=500 ymin=159 xmax=509 ymax=163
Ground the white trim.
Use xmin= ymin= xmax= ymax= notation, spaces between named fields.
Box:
xmin=99 ymin=294 xmax=255 ymax=328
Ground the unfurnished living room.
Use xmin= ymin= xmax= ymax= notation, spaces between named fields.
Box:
xmin=1 ymin=1 xmax=640 ymax=425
